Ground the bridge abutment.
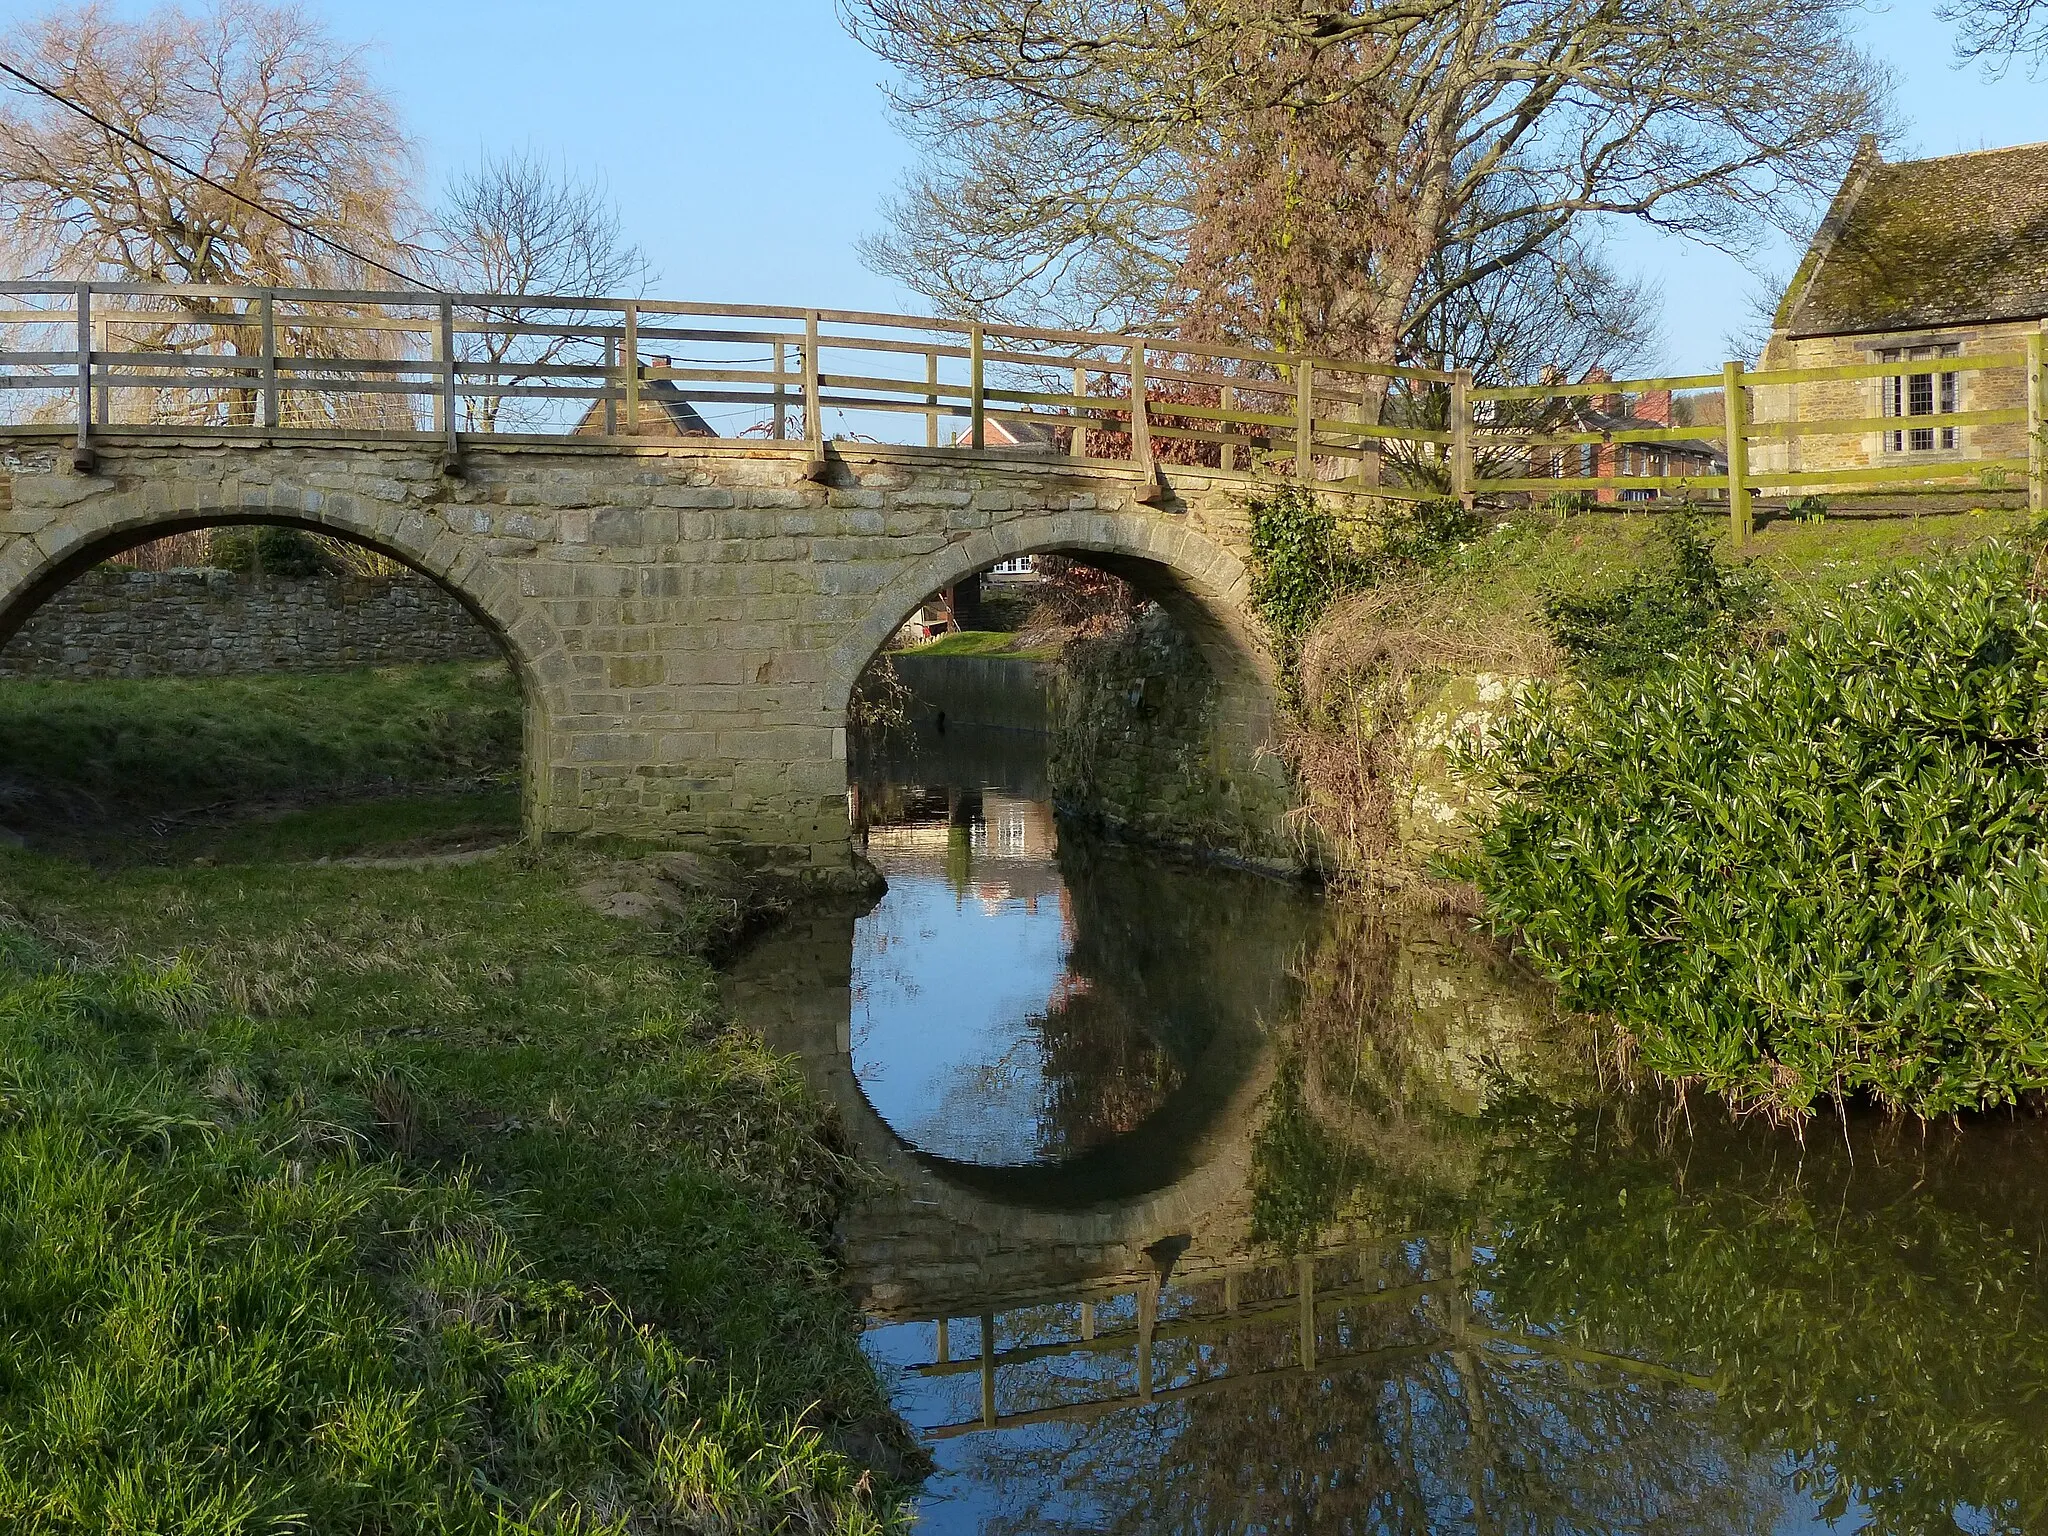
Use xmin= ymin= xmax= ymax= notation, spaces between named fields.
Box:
xmin=0 ymin=435 xmax=1303 ymax=875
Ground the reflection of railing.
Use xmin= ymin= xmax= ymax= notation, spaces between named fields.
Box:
xmin=8 ymin=282 xmax=2039 ymax=548
xmin=901 ymin=1232 xmax=1714 ymax=1439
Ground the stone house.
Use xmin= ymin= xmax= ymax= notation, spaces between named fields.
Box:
xmin=573 ymin=358 xmax=719 ymax=437
xmin=1753 ymin=137 xmax=2048 ymax=489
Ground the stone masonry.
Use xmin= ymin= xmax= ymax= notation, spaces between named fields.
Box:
xmin=0 ymin=565 xmax=498 ymax=679
xmin=0 ymin=435 xmax=1323 ymax=877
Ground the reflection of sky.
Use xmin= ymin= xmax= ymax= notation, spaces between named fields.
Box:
xmin=853 ymin=868 xmax=1075 ymax=1165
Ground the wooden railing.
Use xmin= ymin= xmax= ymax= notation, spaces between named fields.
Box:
xmin=2 ymin=282 xmax=2041 ymax=546
xmin=894 ymin=1231 xmax=1711 ymax=1438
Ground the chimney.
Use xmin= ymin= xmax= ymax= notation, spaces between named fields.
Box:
xmin=1583 ymin=366 xmax=1619 ymax=416
xmin=1636 ymin=389 xmax=1672 ymax=426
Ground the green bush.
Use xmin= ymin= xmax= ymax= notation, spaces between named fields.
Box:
xmin=1450 ymin=542 xmax=2048 ymax=1120
xmin=208 ymin=525 xmax=332 ymax=577
xmin=1538 ymin=518 xmax=1770 ymax=682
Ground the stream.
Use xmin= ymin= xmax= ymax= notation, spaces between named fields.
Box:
xmin=722 ymin=721 xmax=2048 ymax=1535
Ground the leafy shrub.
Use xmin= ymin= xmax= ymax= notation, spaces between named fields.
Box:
xmin=208 ymin=524 xmax=332 ymax=577
xmin=1450 ymin=542 xmax=2048 ymax=1120
xmin=1538 ymin=519 xmax=1770 ymax=682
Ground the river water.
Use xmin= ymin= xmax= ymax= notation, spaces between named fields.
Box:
xmin=722 ymin=721 xmax=2048 ymax=1535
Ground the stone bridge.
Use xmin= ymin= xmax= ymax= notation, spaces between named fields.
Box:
xmin=0 ymin=433 xmax=1298 ymax=875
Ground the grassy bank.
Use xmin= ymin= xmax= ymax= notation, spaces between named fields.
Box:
xmin=0 ymin=661 xmax=521 ymax=816
xmin=0 ymin=666 xmax=909 ymax=1529
xmin=0 ymin=837 xmax=908 ymax=1531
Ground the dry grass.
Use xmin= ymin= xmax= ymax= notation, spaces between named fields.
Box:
xmin=1286 ymin=576 xmax=1559 ymax=889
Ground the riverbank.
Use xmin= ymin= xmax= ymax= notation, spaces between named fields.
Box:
xmin=0 ymin=667 xmax=915 ymax=1531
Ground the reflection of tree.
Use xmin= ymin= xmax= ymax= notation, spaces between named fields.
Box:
xmin=1031 ymin=836 xmax=1320 ymax=1162
xmin=942 ymin=1238 xmax=1780 ymax=1535
xmin=1238 ymin=907 xmax=2048 ymax=1534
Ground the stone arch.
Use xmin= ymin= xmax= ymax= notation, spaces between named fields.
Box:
xmin=0 ymin=473 xmax=571 ymax=833
xmin=825 ymin=511 xmax=1291 ymax=859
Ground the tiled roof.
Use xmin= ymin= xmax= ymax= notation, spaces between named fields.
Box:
xmin=1781 ymin=140 xmax=2048 ymax=338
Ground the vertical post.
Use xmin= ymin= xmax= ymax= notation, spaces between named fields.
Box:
xmin=622 ymin=302 xmax=640 ymax=434
xmin=803 ymin=310 xmax=822 ymax=445
xmin=73 ymin=282 xmax=92 ymax=471
xmin=1296 ymin=361 xmax=1314 ymax=480
xmin=1223 ymin=1271 xmax=1239 ymax=1314
xmin=93 ymin=318 xmax=108 ymax=427
xmin=1079 ymin=1301 xmax=1095 ymax=1340
xmin=1297 ymin=1255 xmax=1317 ymax=1372
xmin=2028 ymin=329 xmax=2044 ymax=516
xmin=978 ymin=1313 xmax=996 ymax=1429
xmin=1452 ymin=367 xmax=1474 ymax=509
xmin=924 ymin=346 xmax=938 ymax=447
xmin=934 ymin=1316 xmax=950 ymax=1365
xmin=1219 ymin=384 xmax=1236 ymax=471
xmin=1722 ymin=359 xmax=1750 ymax=548
xmin=431 ymin=302 xmax=446 ymax=435
xmin=1071 ymin=364 xmax=1090 ymax=459
xmin=1137 ymin=1279 xmax=1157 ymax=1402
xmin=260 ymin=293 xmax=278 ymax=431
xmin=1128 ymin=341 xmax=1153 ymax=472
xmin=969 ymin=323 xmax=986 ymax=450
xmin=772 ymin=340 xmax=787 ymax=441
xmin=603 ymin=334 xmax=617 ymax=435
xmin=439 ymin=298 xmax=460 ymax=469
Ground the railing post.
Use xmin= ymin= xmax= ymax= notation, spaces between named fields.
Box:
xmin=803 ymin=310 xmax=823 ymax=445
xmin=1137 ymin=1278 xmax=1157 ymax=1402
xmin=969 ymin=323 xmax=986 ymax=450
xmin=1128 ymin=340 xmax=1153 ymax=472
xmin=934 ymin=1316 xmax=949 ymax=1365
xmin=1071 ymin=364 xmax=1090 ymax=459
xmin=1219 ymin=383 xmax=1236 ymax=471
xmin=1722 ymin=359 xmax=1750 ymax=548
xmin=1297 ymin=1254 xmax=1317 ymax=1371
xmin=73 ymin=283 xmax=93 ymax=472
xmin=2028 ymin=329 xmax=2044 ymax=516
xmin=93 ymin=317 xmax=108 ymax=427
xmin=603 ymin=334 xmax=617 ymax=435
xmin=622 ymin=302 xmax=639 ymax=433
xmin=773 ymin=339 xmax=787 ymax=441
xmin=1452 ymin=367 xmax=1474 ymax=509
xmin=924 ymin=347 xmax=939 ymax=447
xmin=438 ymin=297 xmax=461 ymax=474
xmin=978 ymin=1313 xmax=996 ymax=1429
xmin=260 ymin=293 xmax=279 ymax=430
xmin=1296 ymin=360 xmax=1314 ymax=480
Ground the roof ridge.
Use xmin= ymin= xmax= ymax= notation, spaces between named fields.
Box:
xmin=1883 ymin=138 xmax=2048 ymax=167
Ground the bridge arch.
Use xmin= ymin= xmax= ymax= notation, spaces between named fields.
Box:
xmin=0 ymin=474 xmax=573 ymax=833
xmin=825 ymin=510 xmax=1290 ymax=860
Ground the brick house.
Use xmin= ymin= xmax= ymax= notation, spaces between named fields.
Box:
xmin=1753 ymin=137 xmax=2048 ymax=488
xmin=1524 ymin=370 xmax=1724 ymax=501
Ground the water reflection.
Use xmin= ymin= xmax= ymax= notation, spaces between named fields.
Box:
xmin=724 ymin=722 xmax=2048 ymax=1535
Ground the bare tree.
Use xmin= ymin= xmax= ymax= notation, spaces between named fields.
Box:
xmin=0 ymin=0 xmax=414 ymax=286
xmin=845 ymin=0 xmax=1894 ymax=383
xmin=427 ymin=150 xmax=653 ymax=432
xmin=1939 ymin=0 xmax=2048 ymax=73
xmin=0 ymin=1 xmax=419 ymax=429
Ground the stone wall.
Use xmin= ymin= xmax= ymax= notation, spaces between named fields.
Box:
xmin=0 ymin=566 xmax=500 ymax=679
xmin=889 ymin=650 xmax=1054 ymax=731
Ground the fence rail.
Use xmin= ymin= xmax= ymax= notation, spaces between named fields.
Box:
xmin=2 ymin=282 xmax=2042 ymax=547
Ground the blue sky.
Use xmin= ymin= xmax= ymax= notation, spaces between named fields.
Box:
xmin=63 ymin=2 xmax=2048 ymax=369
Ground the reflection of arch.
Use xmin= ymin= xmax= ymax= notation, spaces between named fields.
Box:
xmin=823 ymin=512 xmax=1277 ymax=759
xmin=0 ymin=481 xmax=571 ymax=827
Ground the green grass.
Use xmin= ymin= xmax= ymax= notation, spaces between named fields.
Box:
xmin=0 ymin=660 xmax=925 ymax=1525
xmin=899 ymin=630 xmax=1060 ymax=660
xmin=0 ymin=821 xmax=912 ymax=1528
xmin=0 ymin=662 xmax=522 ymax=813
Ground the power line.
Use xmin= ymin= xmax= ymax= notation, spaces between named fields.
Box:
xmin=0 ymin=56 xmax=437 ymax=293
